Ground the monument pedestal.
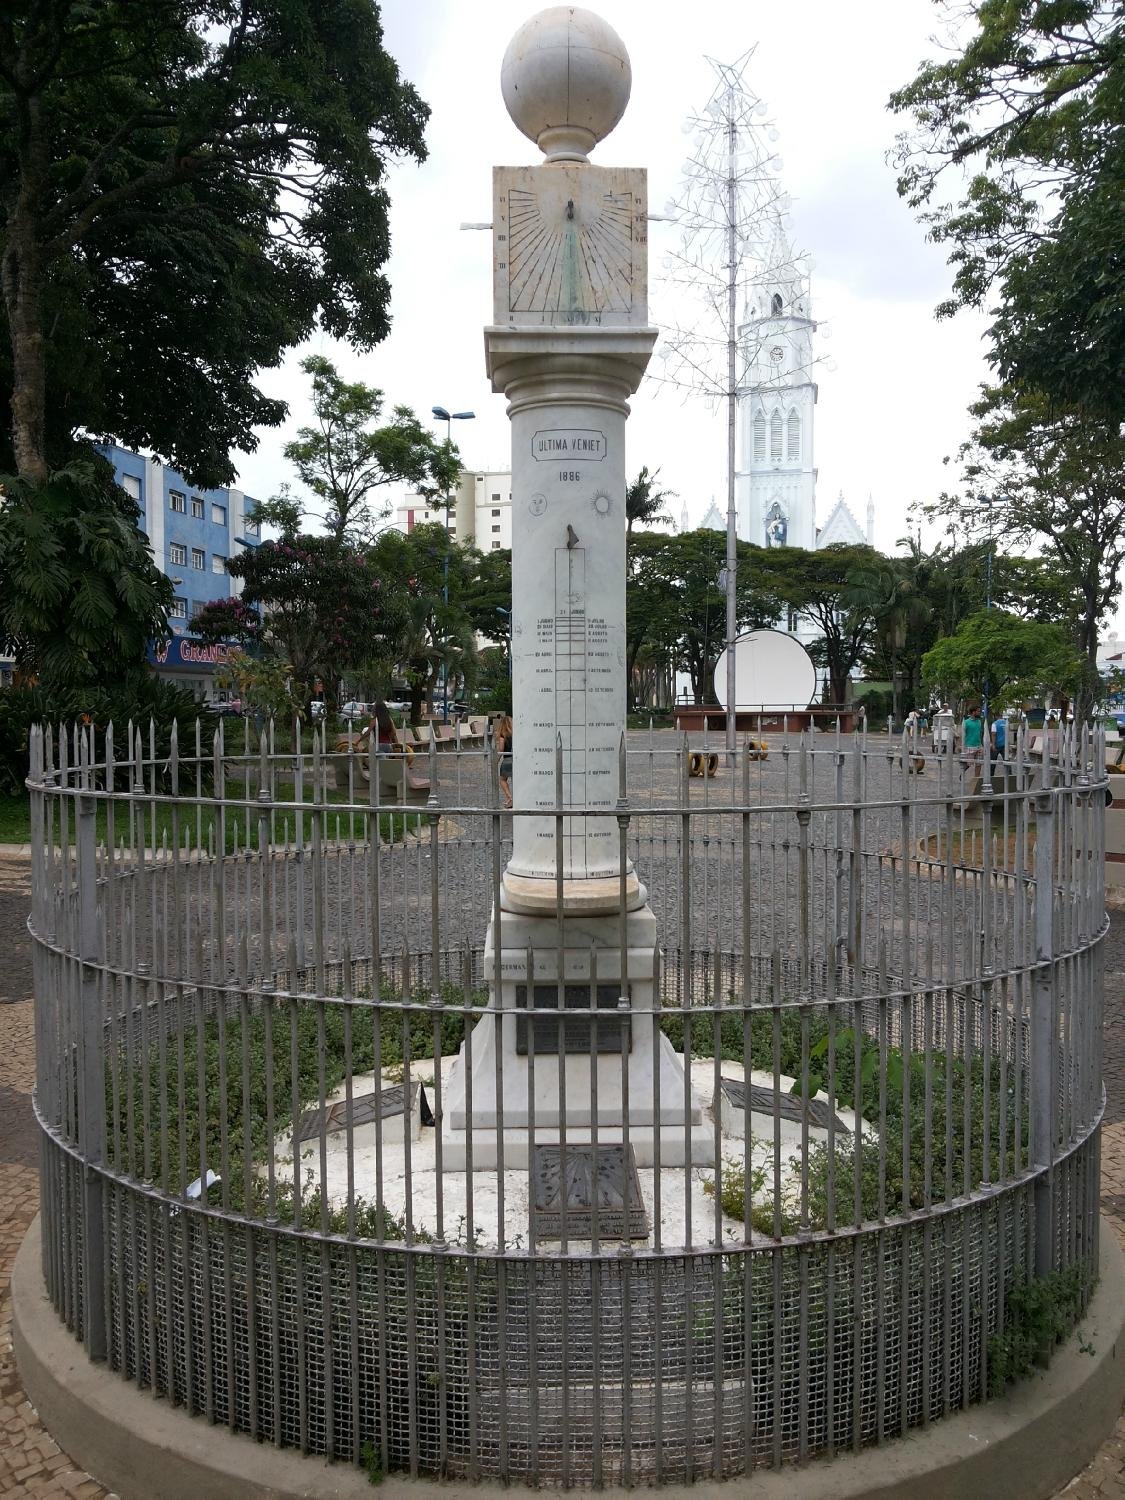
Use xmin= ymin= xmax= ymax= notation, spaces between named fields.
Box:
xmin=441 ymin=905 xmax=713 ymax=1170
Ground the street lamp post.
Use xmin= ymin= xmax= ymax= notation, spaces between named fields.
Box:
xmin=981 ymin=493 xmax=995 ymax=731
xmin=432 ymin=405 xmax=474 ymax=721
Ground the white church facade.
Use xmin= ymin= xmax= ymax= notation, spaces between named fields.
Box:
xmin=726 ymin=229 xmax=873 ymax=650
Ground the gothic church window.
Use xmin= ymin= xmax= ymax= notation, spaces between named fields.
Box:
xmin=787 ymin=411 xmax=800 ymax=460
xmin=770 ymin=411 xmax=783 ymax=461
xmin=753 ymin=413 xmax=766 ymax=462
xmin=771 ymin=293 xmax=783 ymax=316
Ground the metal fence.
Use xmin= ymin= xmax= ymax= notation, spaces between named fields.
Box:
xmin=28 ymin=717 xmax=1106 ymax=1485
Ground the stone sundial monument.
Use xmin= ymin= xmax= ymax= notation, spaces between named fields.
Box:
xmin=442 ymin=5 xmax=711 ymax=1172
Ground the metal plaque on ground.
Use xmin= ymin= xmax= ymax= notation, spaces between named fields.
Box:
xmin=530 ymin=1143 xmax=649 ymax=1242
xmin=718 ymin=1076 xmax=850 ymax=1134
xmin=296 ymin=1081 xmax=433 ymax=1144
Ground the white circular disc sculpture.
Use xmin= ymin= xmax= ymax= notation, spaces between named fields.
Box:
xmin=715 ymin=629 xmax=817 ymax=710
xmin=501 ymin=5 xmax=631 ymax=162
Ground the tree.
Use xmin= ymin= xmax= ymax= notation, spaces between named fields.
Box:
xmin=759 ymin=544 xmax=878 ymax=706
xmin=283 ymin=355 xmax=460 ymax=541
xmin=224 ymin=533 xmax=407 ymax=707
xmin=190 ymin=595 xmax=261 ymax=648
xmin=369 ymin=524 xmax=481 ymax=723
xmin=922 ymin=610 xmax=1084 ymax=714
xmin=0 ymin=456 xmax=173 ymax=687
xmin=948 ymin=385 xmax=1125 ymax=716
xmin=625 ymin=467 xmax=675 ymax=539
xmin=461 ymin=546 xmax=512 ymax=652
xmin=626 ymin=530 xmax=785 ymax=706
xmin=890 ymin=2 xmax=1124 ymax=422
xmin=844 ymin=551 xmax=931 ymax=723
xmin=213 ymin=650 xmax=302 ymax=723
xmin=0 ymin=1 xmax=428 ymax=484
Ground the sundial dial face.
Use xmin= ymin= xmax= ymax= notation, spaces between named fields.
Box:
xmin=493 ymin=164 xmax=648 ymax=328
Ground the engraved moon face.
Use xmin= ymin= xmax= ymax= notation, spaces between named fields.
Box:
xmin=529 ymin=492 xmax=547 ymax=516
xmin=592 ymin=491 xmax=612 ymax=516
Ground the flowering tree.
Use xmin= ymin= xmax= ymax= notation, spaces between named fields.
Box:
xmin=220 ymin=534 xmax=408 ymax=708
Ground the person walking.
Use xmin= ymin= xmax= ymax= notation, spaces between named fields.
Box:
xmin=962 ymin=705 xmax=985 ymax=760
xmin=494 ymin=713 xmax=514 ymax=808
xmin=991 ymin=712 xmax=1007 ymax=757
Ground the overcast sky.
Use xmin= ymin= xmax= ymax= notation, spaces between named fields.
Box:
xmin=232 ymin=0 xmax=1116 ymax=622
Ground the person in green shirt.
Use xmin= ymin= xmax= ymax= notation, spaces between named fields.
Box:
xmin=962 ymin=707 xmax=984 ymax=758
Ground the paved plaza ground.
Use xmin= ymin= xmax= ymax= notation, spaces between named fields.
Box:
xmin=1 ymin=779 xmax=1123 ymax=1496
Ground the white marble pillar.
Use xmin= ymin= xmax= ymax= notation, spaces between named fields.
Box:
xmin=441 ymin=6 xmax=712 ymax=1173
xmin=490 ymin=328 xmax=652 ymax=914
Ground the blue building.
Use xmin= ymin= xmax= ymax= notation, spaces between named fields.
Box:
xmin=99 ymin=444 xmax=261 ymax=697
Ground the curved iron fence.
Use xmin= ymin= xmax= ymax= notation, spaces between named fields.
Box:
xmin=28 ymin=718 xmax=1106 ymax=1485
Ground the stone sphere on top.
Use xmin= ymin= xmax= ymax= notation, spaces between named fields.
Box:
xmin=501 ymin=7 xmax=631 ymax=163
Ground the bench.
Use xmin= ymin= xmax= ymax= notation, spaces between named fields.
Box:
xmin=330 ymin=747 xmax=430 ymax=803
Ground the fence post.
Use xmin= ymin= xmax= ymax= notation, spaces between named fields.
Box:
xmin=77 ymin=730 xmax=107 ymax=1360
xmin=1032 ymin=782 xmax=1056 ymax=1278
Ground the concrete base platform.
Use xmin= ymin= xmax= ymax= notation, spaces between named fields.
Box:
xmin=13 ymin=1215 xmax=1125 ymax=1500
xmin=440 ymin=1118 xmax=716 ymax=1170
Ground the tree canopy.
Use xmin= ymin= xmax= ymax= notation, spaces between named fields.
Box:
xmin=283 ymin=355 xmax=460 ymax=541
xmin=890 ymin=0 xmax=1124 ymax=422
xmin=922 ymin=609 xmax=1084 ymax=713
xmin=0 ymin=0 xmax=429 ymax=484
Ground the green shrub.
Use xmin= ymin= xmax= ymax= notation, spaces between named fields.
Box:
xmin=987 ymin=1262 xmax=1093 ymax=1394
xmin=0 ymin=681 xmax=218 ymax=794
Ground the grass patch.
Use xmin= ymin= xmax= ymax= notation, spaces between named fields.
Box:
xmin=0 ymin=788 xmax=422 ymax=851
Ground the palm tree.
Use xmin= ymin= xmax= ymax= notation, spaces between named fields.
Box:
xmin=845 ymin=552 xmax=932 ymax=725
xmin=625 ymin=466 xmax=676 ymax=539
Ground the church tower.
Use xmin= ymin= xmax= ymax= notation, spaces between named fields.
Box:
xmin=736 ymin=227 xmax=817 ymax=551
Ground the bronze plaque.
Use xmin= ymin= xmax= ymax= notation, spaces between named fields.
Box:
xmin=530 ymin=1143 xmax=648 ymax=1242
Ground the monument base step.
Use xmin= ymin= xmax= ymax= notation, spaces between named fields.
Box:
xmin=440 ymin=1120 xmax=715 ymax=1171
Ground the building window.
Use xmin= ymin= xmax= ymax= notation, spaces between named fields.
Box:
xmin=492 ymin=508 xmax=501 ymax=517
xmin=787 ymin=411 xmax=800 ymax=461
xmin=211 ymin=503 xmax=226 ymax=525
xmin=491 ymin=492 xmax=501 ymax=502
xmin=170 ymin=598 xmax=187 ymax=620
xmin=169 ymin=490 xmax=186 ymax=513
xmin=190 ymin=599 xmax=205 ymax=618
xmin=787 ymin=608 xmax=799 ymax=632
xmin=491 ymin=524 xmax=501 ymax=533
xmin=212 ymin=554 xmax=226 ymax=573
xmin=770 ymin=411 xmax=783 ymax=461
xmin=191 ymin=547 xmax=205 ymax=570
xmin=122 ymin=474 xmax=141 ymax=502
xmin=753 ymin=413 xmax=766 ymax=462
xmin=169 ymin=542 xmax=187 ymax=566
xmin=190 ymin=495 xmax=204 ymax=519
xmin=771 ymin=293 xmax=783 ymax=316
xmin=244 ymin=516 xmax=260 ymax=537
xmin=491 ymin=541 xmax=500 ymax=550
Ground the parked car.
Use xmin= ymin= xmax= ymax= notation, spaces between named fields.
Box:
xmin=339 ymin=700 xmax=372 ymax=723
